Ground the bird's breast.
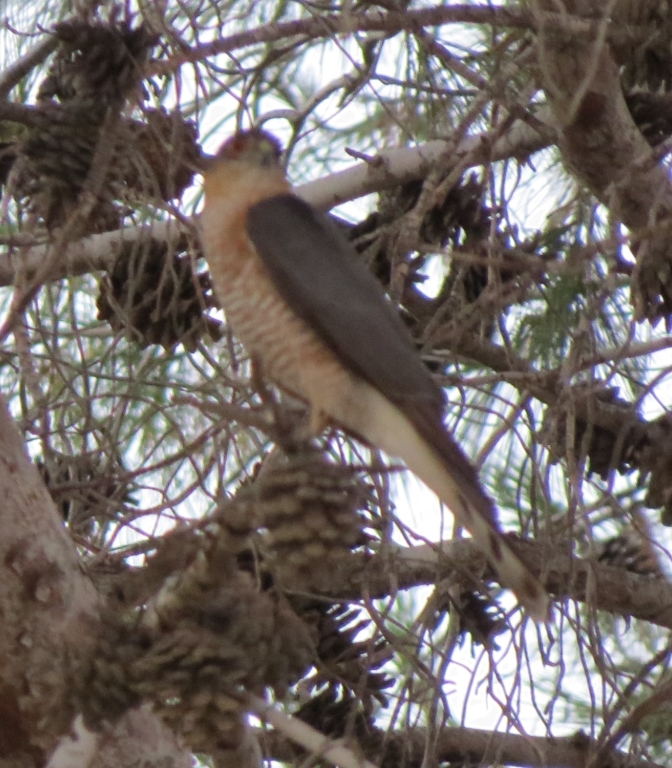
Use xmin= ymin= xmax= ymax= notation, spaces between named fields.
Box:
xmin=200 ymin=192 xmax=351 ymax=408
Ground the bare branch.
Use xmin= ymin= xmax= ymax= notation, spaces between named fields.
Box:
xmin=0 ymin=100 xmax=44 ymax=127
xmin=246 ymin=695 xmax=379 ymax=768
xmin=0 ymin=35 xmax=58 ymax=99
xmin=301 ymin=109 xmax=556 ymax=209
xmin=157 ymin=6 xmax=539 ymax=71
xmin=282 ymin=535 xmax=672 ymax=630
xmin=259 ymin=723 xmax=662 ymax=768
xmin=0 ymin=218 xmax=186 ymax=287
xmin=154 ymin=5 xmax=655 ymax=72
xmin=0 ymin=113 xmax=554 ymax=287
xmin=531 ymin=0 xmax=672 ymax=320
xmin=108 ymin=515 xmax=672 ymax=631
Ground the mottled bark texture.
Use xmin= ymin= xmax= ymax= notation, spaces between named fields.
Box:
xmin=533 ymin=0 xmax=672 ymax=322
xmin=0 ymin=396 xmax=189 ymax=768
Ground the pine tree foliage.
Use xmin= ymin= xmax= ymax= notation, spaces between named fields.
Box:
xmin=1 ymin=0 xmax=672 ymax=766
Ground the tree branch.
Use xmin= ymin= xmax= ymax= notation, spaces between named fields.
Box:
xmin=0 ymin=218 xmax=186 ymax=286
xmin=281 ymin=536 xmax=672 ymax=630
xmin=0 ymin=113 xmax=553 ymax=287
xmin=531 ymin=0 xmax=672 ymax=320
xmin=0 ymin=100 xmax=44 ymax=127
xmin=107 ymin=512 xmax=672 ymax=631
xmin=301 ymin=109 xmax=555 ymax=209
xmin=155 ymin=5 xmax=653 ymax=72
xmin=157 ymin=6 xmax=537 ymax=70
xmin=258 ymin=723 xmax=662 ymax=768
xmin=0 ymin=394 xmax=196 ymax=767
xmin=0 ymin=35 xmax=58 ymax=100
xmin=0 ymin=394 xmax=99 ymax=761
xmin=246 ymin=695 xmax=379 ymax=768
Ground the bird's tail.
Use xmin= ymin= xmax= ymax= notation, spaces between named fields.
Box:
xmin=357 ymin=387 xmax=549 ymax=622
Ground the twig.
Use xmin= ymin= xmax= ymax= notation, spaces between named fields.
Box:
xmin=0 ymin=35 xmax=58 ymax=99
xmin=256 ymin=723 xmax=663 ymax=768
xmin=152 ymin=6 xmax=651 ymax=73
xmin=591 ymin=677 xmax=672 ymax=768
xmin=245 ymin=694 xmax=378 ymax=768
xmin=0 ymin=101 xmax=43 ymax=127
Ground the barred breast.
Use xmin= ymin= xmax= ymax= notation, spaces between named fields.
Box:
xmin=200 ymin=167 xmax=355 ymax=419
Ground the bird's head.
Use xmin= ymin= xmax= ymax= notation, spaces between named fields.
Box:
xmin=215 ymin=128 xmax=283 ymax=168
xmin=202 ymin=127 xmax=290 ymax=199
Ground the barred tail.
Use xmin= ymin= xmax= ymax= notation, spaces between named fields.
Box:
xmin=355 ymin=385 xmax=549 ymax=622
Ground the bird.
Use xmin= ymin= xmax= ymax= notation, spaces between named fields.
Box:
xmin=200 ymin=128 xmax=549 ymax=621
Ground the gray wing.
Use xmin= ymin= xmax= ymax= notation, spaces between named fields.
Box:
xmin=247 ymin=193 xmax=496 ymax=521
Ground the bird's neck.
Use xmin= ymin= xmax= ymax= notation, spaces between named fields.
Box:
xmin=203 ymin=160 xmax=290 ymax=206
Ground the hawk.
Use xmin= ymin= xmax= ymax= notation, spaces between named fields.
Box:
xmin=200 ymin=128 xmax=548 ymax=621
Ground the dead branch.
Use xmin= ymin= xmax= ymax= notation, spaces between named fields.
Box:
xmin=257 ymin=722 xmax=662 ymax=768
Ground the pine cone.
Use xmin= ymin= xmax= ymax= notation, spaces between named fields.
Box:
xmin=40 ymin=18 xmax=156 ymax=106
xmin=72 ymin=612 xmax=147 ymax=727
xmin=625 ymin=90 xmax=672 ymax=147
xmin=78 ymin=560 xmax=314 ymax=751
xmin=294 ymin=601 xmax=393 ymax=712
xmin=348 ymin=174 xmax=491 ymax=285
xmin=15 ymin=105 xmax=200 ymax=232
xmin=615 ymin=1 xmax=672 ymax=95
xmin=251 ymin=452 xmax=374 ymax=588
xmin=73 ymin=451 xmax=385 ymax=751
xmin=124 ymin=108 xmax=201 ymax=201
xmin=626 ymin=414 xmax=672 ymax=525
xmin=13 ymin=15 xmax=158 ymax=232
xmin=346 ymin=174 xmax=516 ymax=344
xmin=14 ymin=100 xmax=126 ymax=231
xmin=422 ymin=584 xmax=506 ymax=649
xmin=96 ymin=238 xmax=222 ymax=351
xmin=296 ymin=687 xmax=374 ymax=741
xmin=135 ymin=577 xmax=313 ymax=741
xmin=540 ymin=384 xmax=634 ymax=479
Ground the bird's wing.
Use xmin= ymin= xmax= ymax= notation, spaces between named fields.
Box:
xmin=246 ymin=193 xmax=496 ymax=524
xmin=247 ymin=193 xmax=549 ymax=621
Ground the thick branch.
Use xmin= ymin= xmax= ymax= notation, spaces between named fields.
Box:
xmin=533 ymin=2 xmax=667 ymax=228
xmin=0 ymin=395 xmax=99 ymax=761
xmin=301 ymin=111 xmax=555 ymax=209
xmin=0 ymin=396 xmax=193 ymax=767
xmin=532 ymin=0 xmax=672 ymax=320
xmin=293 ymin=536 xmax=672 ymax=629
xmin=259 ymin=723 xmax=661 ymax=768
xmin=157 ymin=5 xmax=652 ymax=71
xmin=0 ymin=218 xmax=186 ymax=287
xmin=111 ymin=516 xmax=672 ymax=630
xmin=0 ymin=37 xmax=58 ymax=100
xmin=160 ymin=6 xmax=538 ymax=69
xmin=0 ymin=115 xmax=553 ymax=287
xmin=0 ymin=101 xmax=44 ymax=127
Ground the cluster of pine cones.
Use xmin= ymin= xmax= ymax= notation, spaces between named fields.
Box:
xmin=12 ymin=15 xmax=200 ymax=232
xmin=96 ymin=235 xmax=222 ymax=351
xmin=6 ymin=14 xmax=216 ymax=352
xmin=71 ymin=449 xmax=391 ymax=754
